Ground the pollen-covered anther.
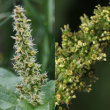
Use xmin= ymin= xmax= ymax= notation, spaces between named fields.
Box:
xmin=103 ymin=58 xmax=107 ymax=61
xmin=30 ymin=51 xmax=35 ymax=56
xmin=15 ymin=36 xmax=19 ymax=41
xmin=78 ymin=40 xmax=83 ymax=46
xmin=28 ymin=63 xmax=33 ymax=67
xmin=27 ymin=32 xmax=30 ymax=36
xmin=14 ymin=56 xmax=19 ymax=61
xmin=41 ymin=73 xmax=47 ymax=79
xmin=19 ymin=28 xmax=24 ymax=33
xmin=91 ymin=54 xmax=97 ymax=60
xmin=56 ymin=94 xmax=61 ymax=101
xmin=17 ymin=47 xmax=22 ymax=53
xmin=72 ymin=95 xmax=76 ymax=98
xmin=17 ymin=18 xmax=22 ymax=22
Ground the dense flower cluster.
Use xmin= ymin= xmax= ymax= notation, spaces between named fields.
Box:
xmin=12 ymin=6 xmax=47 ymax=106
xmin=55 ymin=5 xmax=110 ymax=107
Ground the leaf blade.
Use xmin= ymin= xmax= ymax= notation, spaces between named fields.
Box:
xmin=0 ymin=68 xmax=20 ymax=91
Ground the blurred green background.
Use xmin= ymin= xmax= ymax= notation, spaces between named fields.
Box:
xmin=0 ymin=0 xmax=55 ymax=80
xmin=56 ymin=0 xmax=110 ymax=110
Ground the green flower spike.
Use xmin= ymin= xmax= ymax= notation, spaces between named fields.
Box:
xmin=11 ymin=5 xmax=47 ymax=106
xmin=55 ymin=5 xmax=110 ymax=107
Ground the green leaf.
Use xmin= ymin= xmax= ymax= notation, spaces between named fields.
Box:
xmin=0 ymin=13 xmax=10 ymax=20
xmin=23 ymin=0 xmax=42 ymax=24
xmin=0 ymin=68 xmax=19 ymax=91
xmin=0 ymin=68 xmax=19 ymax=109
xmin=35 ymin=80 xmax=55 ymax=110
xmin=0 ymin=15 xmax=11 ymax=27
xmin=0 ymin=85 xmax=17 ymax=110
xmin=15 ymin=100 xmax=34 ymax=110
xmin=0 ymin=100 xmax=15 ymax=110
xmin=35 ymin=103 xmax=49 ymax=110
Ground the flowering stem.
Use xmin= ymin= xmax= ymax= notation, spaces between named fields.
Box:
xmin=12 ymin=5 xmax=47 ymax=106
xmin=55 ymin=5 xmax=110 ymax=107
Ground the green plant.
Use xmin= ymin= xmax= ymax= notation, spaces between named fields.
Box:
xmin=0 ymin=68 xmax=55 ymax=110
xmin=55 ymin=5 xmax=110 ymax=109
xmin=0 ymin=5 xmax=55 ymax=110
xmin=0 ymin=0 xmax=55 ymax=81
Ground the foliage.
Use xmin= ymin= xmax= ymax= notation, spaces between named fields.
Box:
xmin=55 ymin=5 xmax=110 ymax=108
xmin=0 ymin=68 xmax=18 ymax=110
xmin=0 ymin=68 xmax=19 ymax=91
xmin=41 ymin=80 xmax=55 ymax=110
